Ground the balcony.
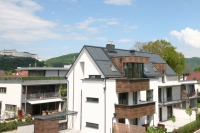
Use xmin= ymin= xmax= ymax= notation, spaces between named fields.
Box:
xmin=22 ymin=92 xmax=61 ymax=102
xmin=182 ymin=90 xmax=200 ymax=100
xmin=115 ymin=101 xmax=155 ymax=119
xmin=0 ymin=76 xmax=66 ymax=85
xmin=116 ymin=79 xmax=149 ymax=92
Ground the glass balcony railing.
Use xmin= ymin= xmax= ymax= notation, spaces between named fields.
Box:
xmin=22 ymin=92 xmax=61 ymax=101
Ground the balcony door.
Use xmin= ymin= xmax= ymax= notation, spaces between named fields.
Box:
xmin=158 ymin=88 xmax=162 ymax=103
xmin=167 ymin=87 xmax=172 ymax=101
xmin=119 ymin=93 xmax=128 ymax=105
xmin=159 ymin=108 xmax=162 ymax=121
xmin=167 ymin=106 xmax=172 ymax=119
xmin=133 ymin=92 xmax=137 ymax=105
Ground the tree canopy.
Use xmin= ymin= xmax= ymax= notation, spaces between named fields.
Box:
xmin=133 ymin=40 xmax=185 ymax=76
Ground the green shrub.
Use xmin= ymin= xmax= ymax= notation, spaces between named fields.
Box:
xmin=173 ymin=120 xmax=200 ymax=133
xmin=0 ymin=121 xmax=17 ymax=132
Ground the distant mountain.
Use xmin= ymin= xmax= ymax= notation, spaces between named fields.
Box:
xmin=45 ymin=53 xmax=79 ymax=67
xmin=185 ymin=57 xmax=200 ymax=72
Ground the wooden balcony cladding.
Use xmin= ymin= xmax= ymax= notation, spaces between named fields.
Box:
xmin=112 ymin=56 xmax=150 ymax=73
xmin=153 ymin=63 xmax=166 ymax=74
xmin=115 ymin=102 xmax=155 ymax=119
xmin=116 ymin=79 xmax=149 ymax=92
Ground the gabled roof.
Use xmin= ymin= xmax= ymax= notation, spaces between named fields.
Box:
xmin=70 ymin=45 xmax=177 ymax=78
xmin=85 ymin=46 xmax=123 ymax=77
xmin=187 ymin=72 xmax=200 ymax=80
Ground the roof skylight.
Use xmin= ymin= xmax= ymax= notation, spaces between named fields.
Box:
xmin=110 ymin=65 xmax=117 ymax=71
xmin=153 ymin=66 xmax=158 ymax=72
xmin=144 ymin=66 xmax=149 ymax=73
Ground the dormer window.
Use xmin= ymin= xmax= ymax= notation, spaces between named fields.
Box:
xmin=124 ymin=63 xmax=143 ymax=78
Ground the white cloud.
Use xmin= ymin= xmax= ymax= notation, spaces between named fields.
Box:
xmin=117 ymin=38 xmax=132 ymax=43
xmin=0 ymin=0 xmax=62 ymax=43
xmin=104 ymin=0 xmax=133 ymax=6
xmin=170 ymin=27 xmax=200 ymax=48
xmin=107 ymin=21 xmax=119 ymax=25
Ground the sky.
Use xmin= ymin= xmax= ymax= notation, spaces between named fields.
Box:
xmin=1 ymin=0 xmax=200 ymax=60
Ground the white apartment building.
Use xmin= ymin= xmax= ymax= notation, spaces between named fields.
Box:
xmin=66 ymin=44 xmax=198 ymax=133
xmin=0 ymin=67 xmax=68 ymax=119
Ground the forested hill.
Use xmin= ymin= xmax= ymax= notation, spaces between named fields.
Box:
xmin=45 ymin=53 xmax=79 ymax=67
xmin=0 ymin=57 xmax=45 ymax=72
xmin=185 ymin=57 xmax=200 ymax=72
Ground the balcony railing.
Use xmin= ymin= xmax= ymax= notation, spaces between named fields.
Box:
xmin=115 ymin=101 xmax=155 ymax=119
xmin=22 ymin=92 xmax=60 ymax=102
xmin=116 ymin=79 xmax=149 ymax=92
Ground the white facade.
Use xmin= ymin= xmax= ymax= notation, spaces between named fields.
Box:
xmin=67 ymin=48 xmax=161 ymax=133
xmin=0 ymin=84 xmax=22 ymax=118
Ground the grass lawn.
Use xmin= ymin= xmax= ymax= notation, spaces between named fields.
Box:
xmin=198 ymin=103 xmax=200 ymax=108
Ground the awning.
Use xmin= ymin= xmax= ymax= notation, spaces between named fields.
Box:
xmin=34 ymin=110 xmax=78 ymax=120
xmin=27 ymin=98 xmax=63 ymax=105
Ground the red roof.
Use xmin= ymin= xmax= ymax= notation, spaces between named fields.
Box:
xmin=0 ymin=70 xmax=6 ymax=76
xmin=187 ymin=72 xmax=200 ymax=80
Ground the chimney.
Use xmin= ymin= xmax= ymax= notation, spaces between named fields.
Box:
xmin=106 ymin=41 xmax=115 ymax=53
xmin=130 ymin=50 xmax=136 ymax=55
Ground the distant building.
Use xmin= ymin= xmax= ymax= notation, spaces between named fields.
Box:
xmin=0 ymin=49 xmax=38 ymax=60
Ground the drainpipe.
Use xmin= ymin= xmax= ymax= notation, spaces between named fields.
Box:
xmin=104 ymin=78 xmax=107 ymax=133
xmin=25 ymin=86 xmax=27 ymax=115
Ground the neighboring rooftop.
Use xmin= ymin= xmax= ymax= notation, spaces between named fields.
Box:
xmin=16 ymin=67 xmax=70 ymax=71
xmin=187 ymin=72 xmax=200 ymax=80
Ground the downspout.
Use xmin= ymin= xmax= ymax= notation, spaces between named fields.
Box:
xmin=66 ymin=78 xmax=69 ymax=128
xmin=104 ymin=78 xmax=107 ymax=133
xmin=25 ymin=86 xmax=27 ymax=115
xmin=72 ymin=58 xmax=75 ymax=128
xmin=80 ymin=90 xmax=82 ymax=130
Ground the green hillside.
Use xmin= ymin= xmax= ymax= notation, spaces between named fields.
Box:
xmin=45 ymin=53 xmax=79 ymax=67
xmin=0 ymin=57 xmax=45 ymax=73
xmin=185 ymin=57 xmax=200 ymax=72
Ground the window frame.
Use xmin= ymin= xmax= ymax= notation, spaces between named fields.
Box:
xmin=86 ymin=122 xmax=99 ymax=129
xmin=0 ymin=87 xmax=6 ymax=94
xmin=86 ymin=97 xmax=99 ymax=103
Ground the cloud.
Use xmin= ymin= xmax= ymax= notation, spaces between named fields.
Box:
xmin=117 ymin=38 xmax=132 ymax=43
xmin=170 ymin=27 xmax=200 ymax=48
xmin=0 ymin=0 xmax=62 ymax=43
xmin=104 ymin=0 xmax=133 ymax=6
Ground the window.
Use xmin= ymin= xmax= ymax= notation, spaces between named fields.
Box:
xmin=133 ymin=92 xmax=137 ymax=104
xmin=110 ymin=65 xmax=117 ymax=71
xmin=89 ymin=75 xmax=101 ymax=79
xmin=5 ymin=104 xmax=17 ymax=111
xmin=118 ymin=93 xmax=128 ymax=105
xmin=86 ymin=122 xmax=99 ymax=129
xmin=146 ymin=90 xmax=153 ymax=101
xmin=132 ymin=118 xmax=138 ymax=125
xmin=0 ymin=87 xmax=6 ymax=93
xmin=86 ymin=97 xmax=99 ymax=103
xmin=118 ymin=118 xmax=125 ymax=123
xmin=125 ymin=63 xmax=143 ymax=78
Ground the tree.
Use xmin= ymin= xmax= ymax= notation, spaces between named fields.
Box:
xmin=194 ymin=66 xmax=200 ymax=72
xmin=186 ymin=107 xmax=192 ymax=130
xmin=133 ymin=40 xmax=185 ymax=76
xmin=170 ymin=115 xmax=176 ymax=130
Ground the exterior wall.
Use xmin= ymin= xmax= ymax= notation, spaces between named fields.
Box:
xmin=0 ymin=83 xmax=22 ymax=118
xmin=18 ymin=124 xmax=34 ymax=133
xmin=81 ymin=80 xmax=105 ymax=133
xmin=153 ymin=63 xmax=166 ymax=74
xmin=34 ymin=119 xmax=58 ymax=133
xmin=149 ymin=78 xmax=159 ymax=126
xmin=67 ymin=48 xmax=104 ymax=131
